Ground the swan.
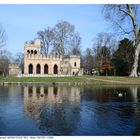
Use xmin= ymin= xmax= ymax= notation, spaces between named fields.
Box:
xmin=118 ymin=93 xmax=123 ymax=97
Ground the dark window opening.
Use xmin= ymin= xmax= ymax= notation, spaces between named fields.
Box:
xmin=74 ymin=62 xmax=76 ymax=67
xmin=31 ymin=50 xmax=33 ymax=54
xmin=29 ymin=64 xmax=33 ymax=74
xmin=44 ymin=64 xmax=48 ymax=74
xmin=54 ymin=64 xmax=58 ymax=74
xmin=36 ymin=64 xmax=41 ymax=74
xmin=27 ymin=50 xmax=30 ymax=54
xmin=34 ymin=50 xmax=37 ymax=55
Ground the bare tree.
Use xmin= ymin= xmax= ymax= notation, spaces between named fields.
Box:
xmin=82 ymin=48 xmax=95 ymax=74
xmin=0 ymin=24 xmax=6 ymax=50
xmin=93 ymin=32 xmax=116 ymax=73
xmin=103 ymin=4 xmax=140 ymax=77
xmin=69 ymin=32 xmax=81 ymax=55
xmin=0 ymin=50 xmax=11 ymax=76
xmin=0 ymin=25 xmax=8 ymax=76
xmin=15 ymin=52 xmax=24 ymax=73
xmin=37 ymin=27 xmax=54 ymax=54
xmin=52 ymin=20 xmax=75 ymax=56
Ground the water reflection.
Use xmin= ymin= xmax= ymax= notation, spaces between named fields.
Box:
xmin=22 ymin=85 xmax=140 ymax=135
xmin=81 ymin=86 xmax=140 ymax=103
xmin=0 ymin=85 xmax=140 ymax=135
xmin=23 ymin=86 xmax=81 ymax=135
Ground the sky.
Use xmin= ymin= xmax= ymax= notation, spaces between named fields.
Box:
xmin=0 ymin=4 xmax=111 ymax=56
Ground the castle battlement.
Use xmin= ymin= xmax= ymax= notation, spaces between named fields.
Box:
xmin=26 ymin=54 xmax=62 ymax=61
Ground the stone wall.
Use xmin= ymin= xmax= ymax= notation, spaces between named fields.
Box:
xmin=9 ymin=64 xmax=21 ymax=76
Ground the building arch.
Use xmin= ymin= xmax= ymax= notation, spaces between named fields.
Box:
xmin=31 ymin=50 xmax=33 ymax=54
xmin=44 ymin=64 xmax=48 ymax=74
xmin=27 ymin=50 xmax=30 ymax=54
xmin=29 ymin=64 xmax=33 ymax=74
xmin=34 ymin=50 xmax=37 ymax=55
xmin=36 ymin=64 xmax=41 ymax=74
xmin=54 ymin=64 xmax=58 ymax=74
xmin=74 ymin=62 xmax=77 ymax=67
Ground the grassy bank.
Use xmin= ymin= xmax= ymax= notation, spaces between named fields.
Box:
xmin=0 ymin=75 xmax=140 ymax=85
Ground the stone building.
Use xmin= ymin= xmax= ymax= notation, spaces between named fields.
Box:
xmin=9 ymin=64 xmax=21 ymax=76
xmin=23 ymin=39 xmax=83 ymax=76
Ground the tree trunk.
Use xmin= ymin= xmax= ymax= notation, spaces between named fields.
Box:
xmin=129 ymin=47 xmax=140 ymax=77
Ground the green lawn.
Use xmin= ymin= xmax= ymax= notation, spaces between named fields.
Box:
xmin=0 ymin=75 xmax=140 ymax=85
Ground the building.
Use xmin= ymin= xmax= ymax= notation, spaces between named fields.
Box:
xmin=22 ymin=39 xmax=83 ymax=76
xmin=9 ymin=63 xmax=22 ymax=76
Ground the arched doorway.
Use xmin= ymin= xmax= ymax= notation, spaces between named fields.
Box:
xmin=54 ymin=64 xmax=58 ymax=74
xmin=29 ymin=64 xmax=33 ymax=74
xmin=36 ymin=64 xmax=41 ymax=74
xmin=44 ymin=64 xmax=48 ymax=74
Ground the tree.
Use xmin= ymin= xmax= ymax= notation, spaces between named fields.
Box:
xmin=0 ymin=25 xmax=8 ymax=76
xmin=52 ymin=20 xmax=79 ymax=56
xmin=0 ymin=50 xmax=11 ymax=76
xmin=93 ymin=32 xmax=116 ymax=74
xmin=36 ymin=20 xmax=81 ymax=56
xmin=69 ymin=32 xmax=81 ymax=55
xmin=103 ymin=5 xmax=140 ymax=77
xmin=100 ymin=59 xmax=113 ymax=76
xmin=14 ymin=52 xmax=24 ymax=73
xmin=37 ymin=27 xmax=54 ymax=54
xmin=82 ymin=48 xmax=95 ymax=74
xmin=0 ymin=25 xmax=6 ymax=50
xmin=112 ymin=38 xmax=134 ymax=76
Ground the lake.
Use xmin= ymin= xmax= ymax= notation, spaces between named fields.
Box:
xmin=0 ymin=84 xmax=140 ymax=136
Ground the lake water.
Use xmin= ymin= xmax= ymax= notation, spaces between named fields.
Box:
xmin=0 ymin=84 xmax=140 ymax=136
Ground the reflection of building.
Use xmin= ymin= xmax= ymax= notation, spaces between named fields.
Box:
xmin=23 ymin=85 xmax=81 ymax=135
xmin=23 ymin=39 xmax=83 ymax=76
xmin=23 ymin=85 xmax=80 ymax=118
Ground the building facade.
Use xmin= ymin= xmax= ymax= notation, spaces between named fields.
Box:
xmin=23 ymin=39 xmax=82 ymax=76
xmin=9 ymin=64 xmax=22 ymax=76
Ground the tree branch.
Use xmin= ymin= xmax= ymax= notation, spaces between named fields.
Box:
xmin=114 ymin=21 xmax=133 ymax=34
xmin=118 ymin=6 xmax=131 ymax=17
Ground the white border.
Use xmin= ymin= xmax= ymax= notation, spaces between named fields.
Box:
xmin=0 ymin=0 xmax=140 ymax=4
xmin=0 ymin=0 xmax=140 ymax=139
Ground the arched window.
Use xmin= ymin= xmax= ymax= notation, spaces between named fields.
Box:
xmin=54 ymin=64 xmax=58 ymax=74
xmin=27 ymin=50 xmax=30 ymax=55
xmin=31 ymin=50 xmax=33 ymax=55
xmin=34 ymin=50 xmax=37 ymax=55
xmin=44 ymin=64 xmax=48 ymax=74
xmin=36 ymin=64 xmax=41 ymax=74
xmin=74 ymin=62 xmax=76 ymax=67
xmin=29 ymin=64 xmax=33 ymax=74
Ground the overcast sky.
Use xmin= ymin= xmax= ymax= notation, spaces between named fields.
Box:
xmin=0 ymin=4 xmax=111 ymax=56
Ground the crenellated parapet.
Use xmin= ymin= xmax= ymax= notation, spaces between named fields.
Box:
xmin=26 ymin=54 xmax=62 ymax=61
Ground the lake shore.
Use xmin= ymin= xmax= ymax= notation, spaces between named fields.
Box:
xmin=1 ymin=76 xmax=140 ymax=85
